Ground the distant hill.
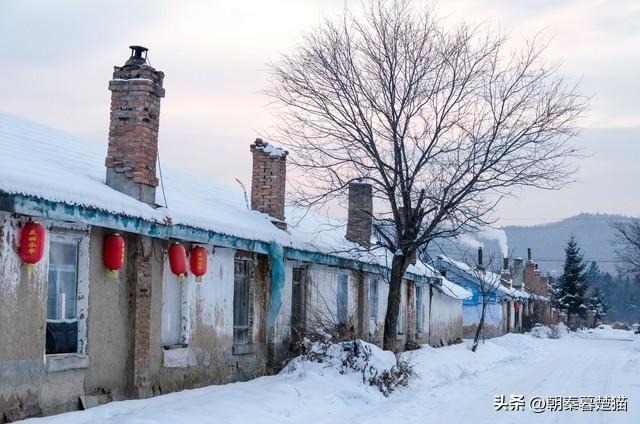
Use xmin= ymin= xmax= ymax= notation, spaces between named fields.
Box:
xmin=504 ymin=213 xmax=635 ymax=275
xmin=428 ymin=213 xmax=637 ymax=275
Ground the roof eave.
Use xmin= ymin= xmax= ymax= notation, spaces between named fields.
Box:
xmin=0 ymin=192 xmax=430 ymax=282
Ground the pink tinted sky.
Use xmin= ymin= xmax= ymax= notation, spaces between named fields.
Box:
xmin=0 ymin=0 xmax=638 ymax=225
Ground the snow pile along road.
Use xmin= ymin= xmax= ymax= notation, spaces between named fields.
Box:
xmin=283 ymin=339 xmax=411 ymax=396
xmin=576 ymin=324 xmax=635 ymax=341
xmin=528 ymin=322 xmax=570 ymax=339
xmin=22 ymin=333 xmax=640 ymax=424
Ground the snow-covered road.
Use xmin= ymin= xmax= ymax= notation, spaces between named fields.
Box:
xmin=23 ymin=330 xmax=639 ymax=424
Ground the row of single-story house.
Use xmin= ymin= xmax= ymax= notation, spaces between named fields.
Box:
xmin=0 ymin=46 xmax=474 ymax=421
xmin=436 ymin=249 xmax=557 ymax=339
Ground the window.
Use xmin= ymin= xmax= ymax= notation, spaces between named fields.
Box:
xmin=337 ymin=274 xmax=348 ymax=324
xmin=233 ymin=259 xmax=252 ymax=345
xmin=369 ymin=277 xmax=378 ymax=322
xmin=291 ymin=267 xmax=306 ymax=346
xmin=46 ymin=237 xmax=79 ymax=355
xmin=415 ymin=285 xmax=424 ymax=333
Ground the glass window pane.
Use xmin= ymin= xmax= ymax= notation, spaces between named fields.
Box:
xmin=47 ymin=240 xmax=79 ymax=321
xmin=46 ymin=237 xmax=79 ymax=354
xmin=233 ymin=259 xmax=251 ymax=344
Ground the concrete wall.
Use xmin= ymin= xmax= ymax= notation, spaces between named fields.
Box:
xmin=278 ymin=262 xmax=360 ymax=338
xmin=0 ymin=214 xmax=279 ymax=419
xmin=428 ymin=287 xmax=463 ymax=346
xmin=1 ymin=210 xmax=467 ymax=419
xmin=371 ymin=276 xmax=390 ymax=342
xmin=0 ymin=214 xmax=117 ymax=419
xmin=151 ymin=247 xmax=272 ymax=393
xmin=84 ymin=227 xmax=134 ymax=400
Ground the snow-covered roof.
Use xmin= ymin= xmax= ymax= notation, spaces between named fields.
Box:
xmin=0 ymin=112 xmax=471 ymax=299
xmin=437 ymin=255 xmax=530 ymax=300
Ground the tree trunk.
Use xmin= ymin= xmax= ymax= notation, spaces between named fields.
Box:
xmin=472 ymin=300 xmax=487 ymax=352
xmin=383 ymin=254 xmax=407 ymax=351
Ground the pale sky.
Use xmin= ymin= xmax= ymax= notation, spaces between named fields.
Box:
xmin=1 ymin=0 xmax=638 ymax=226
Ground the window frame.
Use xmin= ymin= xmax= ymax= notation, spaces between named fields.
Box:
xmin=415 ymin=284 xmax=424 ymax=333
xmin=369 ymin=277 xmax=378 ymax=322
xmin=233 ymin=257 xmax=253 ymax=347
xmin=336 ymin=274 xmax=348 ymax=324
xmin=45 ymin=229 xmax=89 ymax=357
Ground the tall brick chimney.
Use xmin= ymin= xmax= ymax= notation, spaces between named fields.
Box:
xmin=250 ymin=138 xmax=288 ymax=229
xmin=501 ymin=257 xmax=511 ymax=286
xmin=512 ymin=257 xmax=524 ymax=289
xmin=345 ymin=182 xmax=372 ymax=248
xmin=106 ymin=46 xmax=165 ymax=205
xmin=524 ymin=247 xmax=536 ymax=289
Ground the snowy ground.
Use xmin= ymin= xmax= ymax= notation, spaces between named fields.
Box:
xmin=24 ymin=327 xmax=639 ymax=424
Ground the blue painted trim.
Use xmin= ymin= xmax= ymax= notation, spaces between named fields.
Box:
xmin=285 ymin=248 xmax=429 ymax=284
xmin=266 ymin=242 xmax=285 ymax=332
xmin=0 ymin=192 xmax=435 ymax=283
xmin=0 ymin=192 xmax=271 ymax=254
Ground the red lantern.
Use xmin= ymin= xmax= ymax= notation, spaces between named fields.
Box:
xmin=190 ymin=246 xmax=207 ymax=282
xmin=103 ymin=233 xmax=125 ymax=278
xmin=19 ymin=221 xmax=45 ymax=271
xmin=168 ymin=242 xmax=187 ymax=281
xmin=514 ymin=300 xmax=521 ymax=312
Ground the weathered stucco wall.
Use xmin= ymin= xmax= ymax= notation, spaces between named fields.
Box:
xmin=0 ymin=212 xmax=49 ymax=416
xmin=1 ymin=211 xmax=466 ymax=420
xmin=150 ymin=246 xmax=271 ymax=394
xmin=305 ymin=263 xmax=358 ymax=331
xmin=429 ymin=288 xmax=463 ymax=346
xmin=83 ymin=227 xmax=133 ymax=400
xmin=0 ymin=214 xmax=96 ymax=418
xmin=371 ymin=276 xmax=390 ymax=342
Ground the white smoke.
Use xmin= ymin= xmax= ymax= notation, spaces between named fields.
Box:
xmin=457 ymin=233 xmax=483 ymax=250
xmin=478 ymin=228 xmax=509 ymax=258
xmin=456 ymin=228 xmax=509 ymax=258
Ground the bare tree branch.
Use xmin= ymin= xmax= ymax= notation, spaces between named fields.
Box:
xmin=266 ymin=0 xmax=586 ymax=350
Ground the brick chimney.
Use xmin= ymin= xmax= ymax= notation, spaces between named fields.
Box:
xmin=345 ymin=182 xmax=372 ymax=248
xmin=106 ymin=46 xmax=165 ymax=205
xmin=524 ymin=247 xmax=536 ymax=291
xmin=501 ymin=257 xmax=511 ymax=287
xmin=512 ymin=257 xmax=524 ymax=289
xmin=250 ymin=138 xmax=288 ymax=230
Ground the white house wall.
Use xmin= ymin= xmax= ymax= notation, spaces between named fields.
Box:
xmin=429 ymin=288 xmax=463 ymax=346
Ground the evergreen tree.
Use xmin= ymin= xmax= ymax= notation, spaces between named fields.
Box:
xmin=587 ymin=287 xmax=608 ymax=328
xmin=586 ymin=261 xmax=602 ymax=286
xmin=555 ymin=235 xmax=589 ymax=327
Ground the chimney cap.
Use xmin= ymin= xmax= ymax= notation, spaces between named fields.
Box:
xmin=126 ymin=45 xmax=149 ymax=66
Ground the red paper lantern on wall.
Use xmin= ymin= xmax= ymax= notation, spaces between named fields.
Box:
xmin=103 ymin=233 xmax=125 ymax=278
xmin=19 ymin=221 xmax=45 ymax=271
xmin=514 ymin=300 xmax=521 ymax=312
xmin=190 ymin=245 xmax=207 ymax=282
xmin=168 ymin=242 xmax=187 ymax=281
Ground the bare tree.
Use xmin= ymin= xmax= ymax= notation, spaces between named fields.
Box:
xmin=614 ymin=220 xmax=640 ymax=274
xmin=267 ymin=0 xmax=586 ymax=350
xmin=464 ymin=253 xmax=506 ymax=352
